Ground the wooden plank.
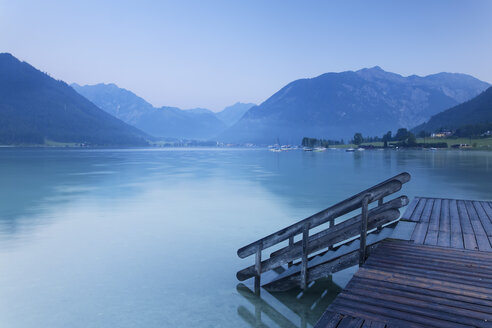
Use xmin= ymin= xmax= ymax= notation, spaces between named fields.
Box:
xmin=428 ymin=198 xmax=441 ymax=231
xmin=382 ymin=240 xmax=492 ymax=262
xmin=425 ymin=198 xmax=441 ymax=245
xmin=314 ymin=311 xmax=344 ymax=328
xmin=410 ymin=222 xmax=427 ymax=244
xmin=409 ymin=198 xmax=427 ymax=222
xmin=424 ymin=229 xmax=438 ymax=246
xmin=465 ymin=201 xmax=492 ymax=252
xmin=462 ymin=233 xmax=479 ymax=251
xmin=473 ymin=201 xmax=492 ymax=237
xmin=451 ymin=232 xmax=465 ymax=249
xmin=364 ymin=260 xmax=492 ymax=288
xmin=457 ymin=200 xmax=475 ymax=235
xmin=411 ymin=199 xmax=434 ymax=244
xmin=340 ymin=286 xmax=491 ymax=326
xmin=448 ymin=199 xmax=464 ymax=249
xmin=439 ymin=199 xmax=451 ymax=233
xmin=457 ymin=200 xmax=479 ymax=250
xmin=356 ymin=266 xmax=492 ymax=299
xmin=401 ymin=197 xmax=420 ymax=221
xmin=375 ymin=248 xmax=492 ymax=272
xmin=330 ymin=297 xmax=471 ymax=328
xmin=368 ymin=322 xmax=385 ymax=328
xmin=482 ymin=201 xmax=492 ymax=215
xmin=465 ymin=201 xmax=488 ymax=236
xmin=337 ymin=315 xmax=364 ymax=328
xmin=437 ymin=199 xmax=451 ymax=247
xmin=364 ymin=256 xmax=492 ymax=287
xmin=365 ymin=249 xmax=492 ymax=279
xmin=348 ymin=278 xmax=492 ymax=314
xmin=419 ymin=198 xmax=434 ymax=223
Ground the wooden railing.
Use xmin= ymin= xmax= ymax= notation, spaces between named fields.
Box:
xmin=236 ymin=172 xmax=411 ymax=291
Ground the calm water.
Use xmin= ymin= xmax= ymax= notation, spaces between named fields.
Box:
xmin=0 ymin=148 xmax=491 ymax=328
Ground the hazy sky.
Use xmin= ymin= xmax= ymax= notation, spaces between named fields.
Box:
xmin=1 ymin=0 xmax=491 ymax=111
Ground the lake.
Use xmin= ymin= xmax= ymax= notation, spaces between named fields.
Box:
xmin=0 ymin=148 xmax=491 ymax=328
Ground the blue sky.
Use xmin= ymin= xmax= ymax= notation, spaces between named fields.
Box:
xmin=1 ymin=0 xmax=491 ymax=111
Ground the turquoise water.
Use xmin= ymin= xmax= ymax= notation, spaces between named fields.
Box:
xmin=0 ymin=148 xmax=491 ymax=328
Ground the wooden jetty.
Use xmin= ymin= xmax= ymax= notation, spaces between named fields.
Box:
xmin=236 ymin=172 xmax=492 ymax=328
xmin=315 ymin=197 xmax=492 ymax=328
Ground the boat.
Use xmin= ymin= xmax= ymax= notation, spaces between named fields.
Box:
xmin=314 ymin=147 xmax=327 ymax=152
xmin=303 ymin=147 xmax=314 ymax=151
xmin=269 ymin=137 xmax=283 ymax=152
xmin=346 ymin=148 xmax=355 ymax=152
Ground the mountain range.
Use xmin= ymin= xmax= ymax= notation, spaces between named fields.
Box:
xmin=413 ymin=86 xmax=492 ymax=134
xmin=218 ymin=66 xmax=490 ymax=144
xmin=71 ymin=83 xmax=255 ymax=140
xmin=1 ymin=52 xmax=490 ymax=146
xmin=0 ymin=53 xmax=148 ymax=146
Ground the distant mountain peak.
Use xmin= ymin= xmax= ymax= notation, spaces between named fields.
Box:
xmin=0 ymin=53 xmax=18 ymax=62
xmin=0 ymin=54 xmax=148 ymax=146
xmin=216 ymin=102 xmax=256 ymax=127
xmin=72 ymin=83 xmax=229 ymax=139
xmin=360 ymin=65 xmax=384 ymax=72
xmin=219 ymin=67 xmax=490 ymax=144
xmin=413 ymin=86 xmax=492 ymax=133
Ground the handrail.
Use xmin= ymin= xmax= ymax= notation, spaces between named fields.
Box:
xmin=237 ymin=172 xmax=410 ymax=258
xmin=236 ymin=172 xmax=411 ymax=291
xmin=269 ymin=196 xmax=408 ymax=259
xmin=236 ymin=196 xmax=407 ymax=281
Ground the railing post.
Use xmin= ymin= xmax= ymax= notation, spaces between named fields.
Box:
xmin=328 ymin=218 xmax=334 ymax=250
xmin=254 ymin=242 xmax=262 ymax=295
xmin=300 ymin=223 xmax=309 ymax=290
xmin=359 ymin=195 xmax=369 ymax=266
xmin=377 ymin=197 xmax=384 ymax=231
xmin=288 ymin=236 xmax=294 ymax=267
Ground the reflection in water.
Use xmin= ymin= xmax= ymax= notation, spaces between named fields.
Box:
xmin=237 ymin=278 xmax=341 ymax=328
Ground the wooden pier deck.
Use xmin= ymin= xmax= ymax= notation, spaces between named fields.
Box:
xmin=315 ymin=197 xmax=492 ymax=328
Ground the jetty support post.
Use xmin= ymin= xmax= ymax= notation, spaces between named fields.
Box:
xmin=377 ymin=197 xmax=384 ymax=231
xmin=359 ymin=195 xmax=370 ymax=266
xmin=288 ymin=236 xmax=294 ymax=267
xmin=254 ymin=242 xmax=262 ymax=295
xmin=300 ymin=223 xmax=310 ymax=290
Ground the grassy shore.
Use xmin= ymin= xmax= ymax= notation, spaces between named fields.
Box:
xmin=331 ymin=137 xmax=492 ymax=150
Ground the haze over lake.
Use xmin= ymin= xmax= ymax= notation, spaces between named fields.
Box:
xmin=0 ymin=148 xmax=491 ymax=328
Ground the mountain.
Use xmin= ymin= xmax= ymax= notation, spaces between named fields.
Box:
xmin=219 ymin=66 xmax=490 ymax=144
xmin=0 ymin=53 xmax=148 ymax=146
xmin=216 ymin=102 xmax=256 ymax=126
xmin=72 ymin=83 xmax=227 ymax=140
xmin=413 ymin=87 xmax=492 ymax=133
